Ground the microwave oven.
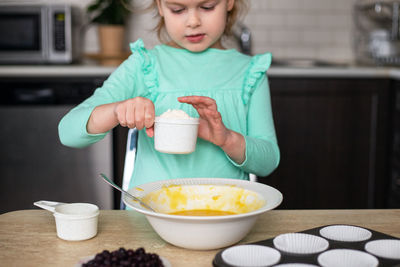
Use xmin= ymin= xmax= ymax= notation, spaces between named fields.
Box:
xmin=0 ymin=5 xmax=81 ymax=64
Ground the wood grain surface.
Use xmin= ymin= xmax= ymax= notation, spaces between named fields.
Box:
xmin=0 ymin=209 xmax=399 ymax=267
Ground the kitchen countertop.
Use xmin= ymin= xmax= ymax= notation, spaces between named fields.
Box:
xmin=1 ymin=64 xmax=400 ymax=79
xmin=0 ymin=209 xmax=399 ymax=267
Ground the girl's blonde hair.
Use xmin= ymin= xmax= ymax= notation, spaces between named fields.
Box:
xmin=150 ymin=0 xmax=249 ymax=43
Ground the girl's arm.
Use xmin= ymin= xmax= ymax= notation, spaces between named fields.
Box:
xmin=59 ymin=55 xmax=146 ymax=148
xmin=178 ymin=75 xmax=280 ymax=177
xmin=242 ymin=75 xmax=280 ymax=176
xmin=178 ymin=96 xmax=246 ymax=164
xmin=87 ymin=102 xmax=119 ymax=134
xmin=87 ymin=97 xmax=155 ymax=137
xmin=219 ymin=130 xmax=246 ymax=164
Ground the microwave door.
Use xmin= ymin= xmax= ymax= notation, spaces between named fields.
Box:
xmin=0 ymin=6 xmax=47 ymax=63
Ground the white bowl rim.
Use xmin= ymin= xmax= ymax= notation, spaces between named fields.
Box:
xmin=123 ymin=177 xmax=283 ymax=221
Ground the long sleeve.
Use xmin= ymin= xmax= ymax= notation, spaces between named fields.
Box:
xmin=243 ymin=75 xmax=280 ymax=176
xmin=58 ymin=55 xmax=139 ymax=148
xmin=59 ymin=39 xmax=158 ymax=148
xmin=226 ymin=54 xmax=280 ymax=177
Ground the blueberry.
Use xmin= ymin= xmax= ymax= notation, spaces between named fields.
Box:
xmin=127 ymin=249 xmax=134 ymax=257
xmin=94 ymin=254 xmax=104 ymax=262
xmin=86 ymin=247 xmax=164 ymax=267
xmin=136 ymin=248 xmax=145 ymax=255
xmin=111 ymin=250 xmax=118 ymax=257
xmin=102 ymin=250 xmax=111 ymax=257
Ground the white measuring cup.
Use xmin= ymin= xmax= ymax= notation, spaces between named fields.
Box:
xmin=154 ymin=117 xmax=199 ymax=154
xmin=34 ymin=200 xmax=99 ymax=241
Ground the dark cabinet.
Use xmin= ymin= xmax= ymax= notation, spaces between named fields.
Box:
xmin=388 ymin=81 xmax=400 ymax=208
xmin=259 ymin=78 xmax=392 ymax=209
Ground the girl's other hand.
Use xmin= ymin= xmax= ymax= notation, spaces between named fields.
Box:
xmin=114 ymin=97 xmax=155 ymax=137
xmin=178 ymin=96 xmax=230 ymax=146
xmin=178 ymin=96 xmax=246 ymax=164
xmin=178 ymin=96 xmax=245 ymax=163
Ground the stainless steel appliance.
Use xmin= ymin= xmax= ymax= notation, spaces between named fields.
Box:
xmin=353 ymin=0 xmax=400 ymax=65
xmin=0 ymin=76 xmax=113 ymax=214
xmin=0 ymin=4 xmax=81 ymax=64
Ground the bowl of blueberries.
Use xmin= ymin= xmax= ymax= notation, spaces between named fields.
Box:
xmin=77 ymin=247 xmax=171 ymax=267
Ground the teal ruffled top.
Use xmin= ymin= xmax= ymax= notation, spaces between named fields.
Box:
xmin=58 ymin=39 xmax=280 ymax=188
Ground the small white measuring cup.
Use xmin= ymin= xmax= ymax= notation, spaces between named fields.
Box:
xmin=154 ymin=117 xmax=199 ymax=154
xmin=34 ymin=200 xmax=99 ymax=241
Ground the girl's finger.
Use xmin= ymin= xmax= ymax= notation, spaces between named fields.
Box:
xmin=146 ymin=126 xmax=154 ymax=137
xmin=116 ymin=104 xmax=127 ymax=127
xmin=126 ymin=102 xmax=135 ymax=129
xmin=135 ymin=104 xmax=145 ymax=130
xmin=191 ymin=103 xmax=201 ymax=111
xmin=195 ymin=106 xmax=208 ymax=117
xmin=178 ymin=96 xmax=215 ymax=107
xmin=178 ymin=96 xmax=210 ymax=105
xmin=204 ymin=108 xmax=220 ymax=120
xmin=144 ymin=102 xmax=155 ymax=129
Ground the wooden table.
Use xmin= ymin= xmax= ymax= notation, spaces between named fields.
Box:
xmin=0 ymin=209 xmax=399 ymax=267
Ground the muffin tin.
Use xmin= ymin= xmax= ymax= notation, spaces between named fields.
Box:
xmin=213 ymin=224 xmax=400 ymax=267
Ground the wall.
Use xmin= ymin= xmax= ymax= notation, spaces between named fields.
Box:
xmin=7 ymin=0 xmax=357 ymax=63
xmin=244 ymin=0 xmax=356 ymax=63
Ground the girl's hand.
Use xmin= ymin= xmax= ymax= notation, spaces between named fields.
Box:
xmin=178 ymin=96 xmax=245 ymax=163
xmin=114 ymin=97 xmax=155 ymax=137
xmin=178 ymin=96 xmax=229 ymax=146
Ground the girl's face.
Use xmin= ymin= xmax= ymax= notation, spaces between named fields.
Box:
xmin=157 ymin=0 xmax=234 ymax=52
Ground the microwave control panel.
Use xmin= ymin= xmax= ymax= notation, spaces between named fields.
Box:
xmin=54 ymin=12 xmax=66 ymax=52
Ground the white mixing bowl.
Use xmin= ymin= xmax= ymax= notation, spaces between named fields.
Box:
xmin=123 ymin=178 xmax=283 ymax=250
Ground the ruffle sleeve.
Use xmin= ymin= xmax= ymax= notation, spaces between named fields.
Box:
xmin=242 ymin=53 xmax=272 ymax=105
xmin=129 ymin=39 xmax=159 ymax=101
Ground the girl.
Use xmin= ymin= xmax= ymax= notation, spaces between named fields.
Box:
xmin=59 ymin=0 xmax=280 ymax=190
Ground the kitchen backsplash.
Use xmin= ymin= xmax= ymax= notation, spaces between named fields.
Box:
xmin=244 ymin=0 xmax=356 ymax=63
xmin=21 ymin=0 xmax=357 ymax=63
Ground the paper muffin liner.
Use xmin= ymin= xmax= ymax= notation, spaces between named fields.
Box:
xmin=365 ymin=239 xmax=400 ymax=260
xmin=318 ymin=249 xmax=379 ymax=267
xmin=319 ymin=225 xmax=372 ymax=242
xmin=273 ymin=233 xmax=329 ymax=254
xmin=221 ymin=244 xmax=281 ymax=267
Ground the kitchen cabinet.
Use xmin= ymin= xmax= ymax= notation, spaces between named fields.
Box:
xmin=388 ymin=81 xmax=400 ymax=208
xmin=259 ymin=77 xmax=392 ymax=209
